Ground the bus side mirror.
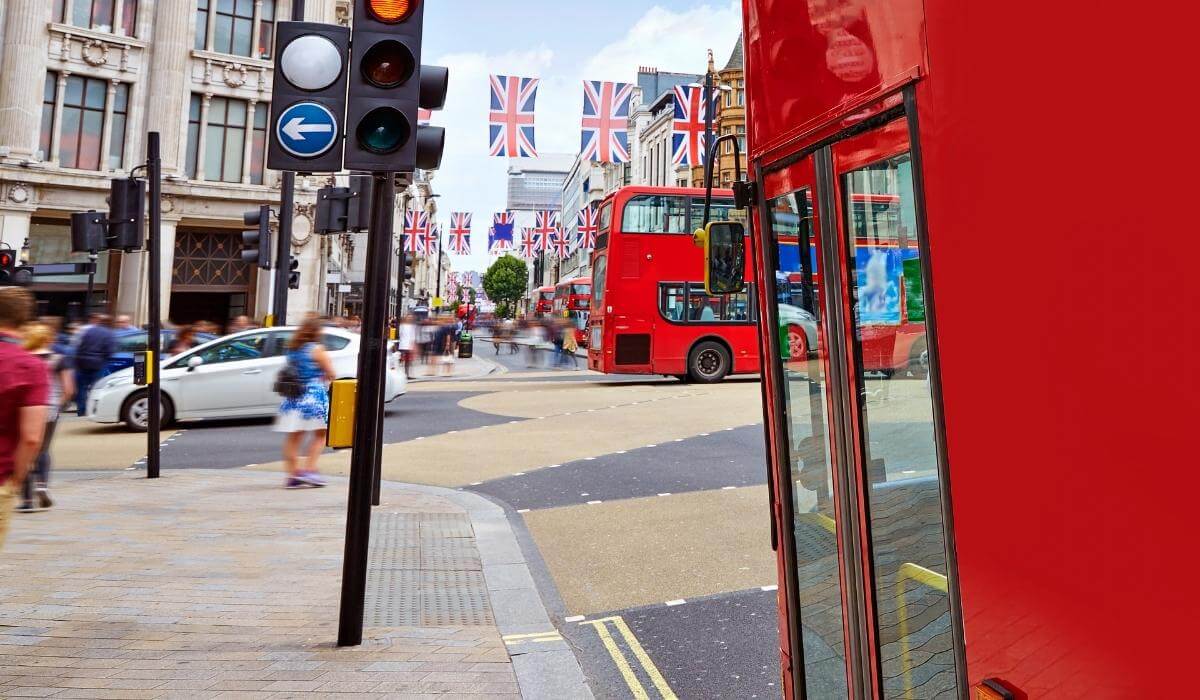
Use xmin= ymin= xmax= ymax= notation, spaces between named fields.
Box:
xmin=698 ymin=222 xmax=747 ymax=295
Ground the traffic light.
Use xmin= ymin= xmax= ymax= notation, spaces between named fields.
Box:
xmin=315 ymin=175 xmax=373 ymax=234
xmin=70 ymin=211 xmax=106 ymax=253
xmin=288 ymin=256 xmax=301 ymax=289
xmin=400 ymin=246 xmax=415 ymax=280
xmin=267 ymin=22 xmax=350 ymax=173
xmin=0 ymin=249 xmax=33 ymax=287
xmin=241 ymin=205 xmax=273 ymax=270
xmin=345 ymin=0 xmax=448 ymax=173
xmin=108 ymin=178 xmax=145 ymax=252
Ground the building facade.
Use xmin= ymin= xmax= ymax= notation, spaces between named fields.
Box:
xmin=0 ymin=0 xmax=350 ymax=327
xmin=503 ymin=154 xmax=571 ymax=300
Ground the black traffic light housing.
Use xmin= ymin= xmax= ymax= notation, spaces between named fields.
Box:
xmin=400 ymin=244 xmax=415 ymax=280
xmin=316 ymin=175 xmax=373 ymax=234
xmin=70 ymin=211 xmax=106 ymax=253
xmin=267 ymin=22 xmax=351 ymax=173
xmin=108 ymin=178 xmax=145 ymax=252
xmin=241 ymin=205 xmax=273 ymax=270
xmin=288 ymin=256 xmax=301 ymax=289
xmin=0 ymin=249 xmax=33 ymax=287
xmin=346 ymin=0 xmax=448 ymax=172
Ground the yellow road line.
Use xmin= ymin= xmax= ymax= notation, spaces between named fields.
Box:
xmin=503 ymin=631 xmax=563 ymax=640
xmin=580 ymin=616 xmax=678 ymax=700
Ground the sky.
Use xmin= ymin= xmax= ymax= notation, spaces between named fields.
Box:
xmin=419 ymin=1 xmax=743 ymax=274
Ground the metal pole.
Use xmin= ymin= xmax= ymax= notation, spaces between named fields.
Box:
xmin=702 ymin=68 xmax=715 ymax=225
xmin=434 ymin=232 xmax=443 ymax=307
xmin=275 ymin=173 xmax=293 ymax=325
xmin=146 ymin=132 xmax=162 ymax=479
xmin=338 ymin=172 xmax=395 ymax=647
xmin=83 ymin=252 xmax=98 ymax=315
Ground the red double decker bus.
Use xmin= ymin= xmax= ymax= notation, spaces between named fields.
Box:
xmin=528 ymin=286 xmax=554 ymax=318
xmin=553 ymin=277 xmax=591 ymax=347
xmin=738 ymin=0 xmax=1192 ymax=697
xmin=587 ymin=186 xmax=756 ymax=382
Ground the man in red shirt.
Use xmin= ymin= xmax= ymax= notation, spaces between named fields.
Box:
xmin=0 ymin=288 xmax=49 ymax=549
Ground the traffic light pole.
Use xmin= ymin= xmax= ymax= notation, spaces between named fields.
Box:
xmin=338 ymin=172 xmax=395 ymax=647
xmin=269 ymin=0 xmax=306 ymax=328
xmin=146 ymin=132 xmax=162 ymax=480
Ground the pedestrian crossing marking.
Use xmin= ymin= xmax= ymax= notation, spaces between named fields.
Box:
xmin=580 ymin=616 xmax=677 ymax=700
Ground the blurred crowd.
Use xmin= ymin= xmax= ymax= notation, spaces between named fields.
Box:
xmin=488 ymin=317 xmax=581 ymax=369
xmin=392 ymin=314 xmax=468 ymax=378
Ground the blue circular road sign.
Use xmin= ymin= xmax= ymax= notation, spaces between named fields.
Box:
xmin=276 ymin=102 xmax=339 ymax=158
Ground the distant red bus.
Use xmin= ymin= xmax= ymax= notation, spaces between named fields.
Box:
xmin=587 ymin=186 xmax=756 ymax=382
xmin=528 ymin=286 xmax=554 ymax=317
xmin=553 ymin=277 xmax=591 ymax=347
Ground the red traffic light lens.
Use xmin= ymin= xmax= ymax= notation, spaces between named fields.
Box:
xmin=367 ymin=0 xmax=415 ymax=23
xmin=361 ymin=40 xmax=415 ymax=88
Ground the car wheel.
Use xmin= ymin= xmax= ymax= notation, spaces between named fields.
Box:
xmin=121 ymin=391 xmax=174 ymax=432
xmin=787 ymin=324 xmax=809 ymax=361
xmin=688 ymin=341 xmax=731 ymax=383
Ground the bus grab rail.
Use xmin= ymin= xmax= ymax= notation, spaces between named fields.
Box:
xmin=895 ymin=562 xmax=949 ymax=699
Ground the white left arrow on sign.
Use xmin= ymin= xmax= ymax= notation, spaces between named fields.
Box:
xmin=282 ymin=117 xmax=334 ymax=141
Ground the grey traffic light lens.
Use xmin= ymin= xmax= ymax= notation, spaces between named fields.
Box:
xmin=356 ymin=107 xmax=410 ymax=154
xmin=280 ymin=34 xmax=343 ymax=91
xmin=361 ymin=40 xmax=415 ymax=88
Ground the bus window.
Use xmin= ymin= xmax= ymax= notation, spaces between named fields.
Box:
xmin=592 ymin=255 xmax=607 ymax=306
xmin=686 ymin=283 xmax=752 ymax=322
xmin=660 ymin=284 xmax=687 ymax=321
xmin=688 ymin=198 xmax=739 ymax=228
xmin=622 ymin=195 xmax=688 ymax=233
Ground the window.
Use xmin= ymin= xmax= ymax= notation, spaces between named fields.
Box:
xmin=622 ymin=195 xmax=687 ymax=233
xmin=592 ymin=255 xmax=607 ymax=306
xmin=39 ymin=74 xmax=56 ymax=159
xmin=59 ymin=75 xmax=108 ymax=170
xmin=187 ymin=95 xmax=264 ymax=183
xmin=57 ymin=0 xmax=137 ymax=36
xmin=658 ymin=283 xmax=754 ymax=323
xmin=198 ymin=0 xmax=273 ymax=58
xmin=108 ymin=82 xmax=129 ymax=170
xmin=195 ymin=333 xmax=267 ymax=364
xmin=116 ymin=332 xmax=150 ymax=353
xmin=688 ymin=198 xmax=737 ymax=229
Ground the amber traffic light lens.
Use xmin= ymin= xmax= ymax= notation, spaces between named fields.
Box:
xmin=361 ymin=40 xmax=415 ymax=88
xmin=367 ymin=0 xmax=415 ymax=23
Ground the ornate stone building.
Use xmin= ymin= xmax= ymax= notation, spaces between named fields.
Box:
xmin=0 ymin=0 xmax=352 ymax=326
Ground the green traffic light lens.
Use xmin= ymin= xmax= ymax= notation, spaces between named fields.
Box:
xmin=356 ymin=107 xmax=410 ymax=154
xmin=361 ymin=40 xmax=415 ymax=88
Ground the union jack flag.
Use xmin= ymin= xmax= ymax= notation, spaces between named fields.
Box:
xmin=423 ymin=223 xmax=440 ymax=255
xmin=576 ymin=205 xmax=599 ymax=250
xmin=580 ymin=80 xmax=633 ymax=163
xmin=518 ymin=229 xmax=541 ymax=259
xmin=548 ymin=229 xmax=571 ymax=259
xmin=448 ymin=212 xmax=472 ymax=255
xmin=403 ymin=210 xmax=431 ymax=255
xmin=672 ymin=85 xmax=714 ymax=166
xmin=530 ymin=211 xmax=559 ymax=253
xmin=489 ymin=75 xmax=538 ymax=158
xmin=489 ymin=211 xmax=516 ymax=253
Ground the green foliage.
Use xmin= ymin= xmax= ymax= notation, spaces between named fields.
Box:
xmin=482 ymin=256 xmax=527 ymax=318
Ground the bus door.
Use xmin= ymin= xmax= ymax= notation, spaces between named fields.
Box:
xmin=758 ymin=105 xmax=964 ymax=698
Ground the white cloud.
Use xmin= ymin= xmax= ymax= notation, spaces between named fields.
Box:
xmin=429 ymin=3 xmax=742 ymax=274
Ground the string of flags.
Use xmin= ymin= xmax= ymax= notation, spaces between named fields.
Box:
xmin=407 ymin=71 xmax=716 ymax=259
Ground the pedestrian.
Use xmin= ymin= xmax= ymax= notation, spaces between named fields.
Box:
xmin=0 ymin=288 xmax=50 ymax=549
xmin=436 ymin=318 xmax=457 ymax=377
xmin=168 ymin=324 xmax=198 ymax=354
xmin=72 ymin=314 xmax=115 ymax=416
xmin=113 ymin=315 xmax=134 ymax=331
xmin=19 ymin=323 xmax=73 ymax=512
xmin=396 ymin=315 xmax=416 ymax=378
xmin=228 ymin=315 xmax=254 ymax=333
xmin=561 ymin=321 xmax=580 ymax=369
xmin=274 ymin=315 xmax=335 ymax=489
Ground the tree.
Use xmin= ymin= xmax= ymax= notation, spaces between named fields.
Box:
xmin=482 ymin=255 xmax=528 ymax=319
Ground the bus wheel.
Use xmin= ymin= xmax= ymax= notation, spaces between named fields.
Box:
xmin=908 ymin=338 xmax=929 ymax=378
xmin=689 ymin=341 xmax=730 ymax=383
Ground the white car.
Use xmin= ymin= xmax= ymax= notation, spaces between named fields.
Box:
xmin=88 ymin=327 xmax=406 ymax=431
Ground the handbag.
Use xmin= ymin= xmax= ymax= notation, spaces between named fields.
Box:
xmin=273 ymin=362 xmax=304 ymax=400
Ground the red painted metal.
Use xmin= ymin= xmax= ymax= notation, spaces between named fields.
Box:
xmin=744 ymin=0 xmax=1197 ymax=696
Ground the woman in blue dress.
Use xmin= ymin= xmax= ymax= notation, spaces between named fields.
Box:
xmin=275 ymin=316 xmax=335 ymax=488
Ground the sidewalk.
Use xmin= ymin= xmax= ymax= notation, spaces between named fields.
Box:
xmin=406 ymin=353 xmax=503 ymax=383
xmin=0 ymin=470 xmax=589 ymax=699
